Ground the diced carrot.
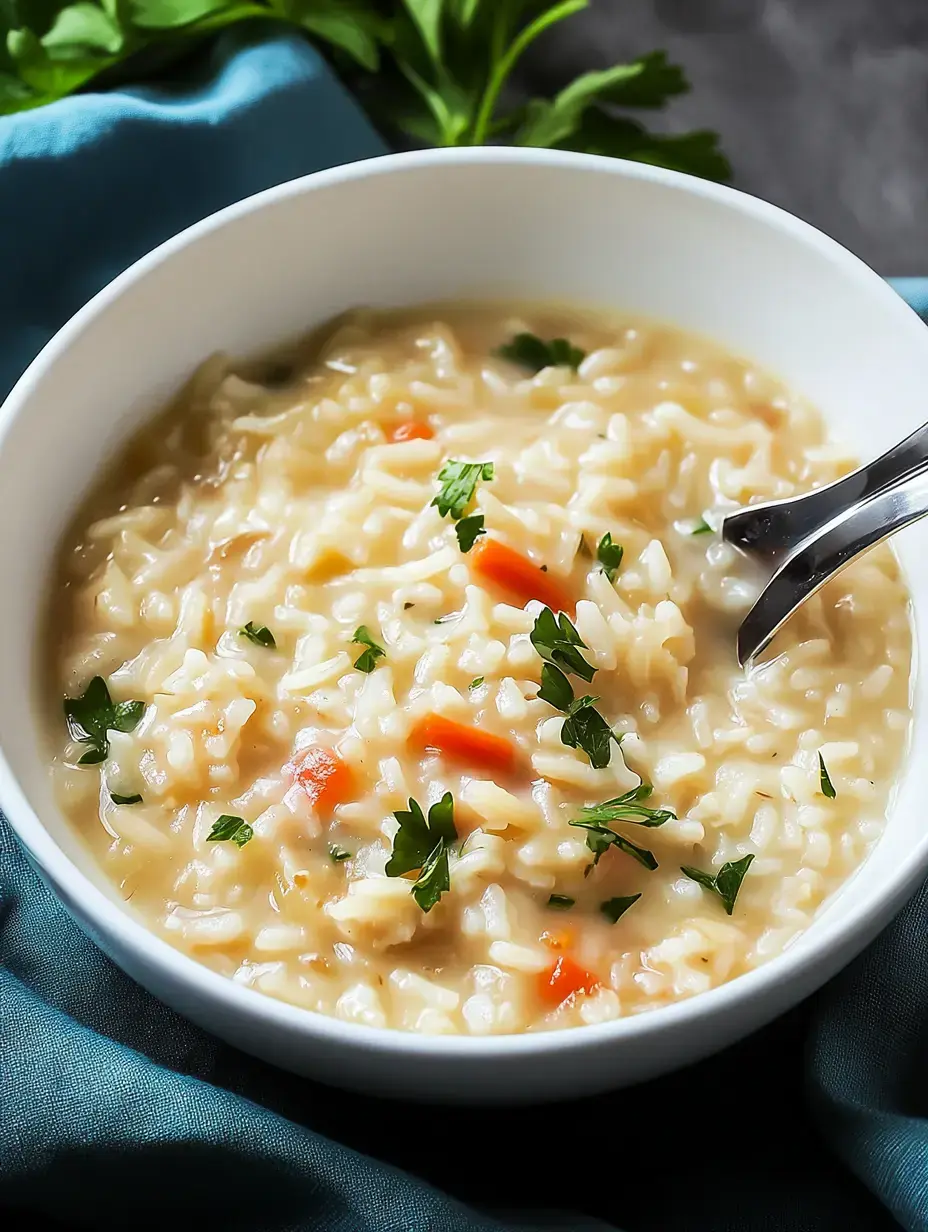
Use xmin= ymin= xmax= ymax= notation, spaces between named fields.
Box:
xmin=537 ymin=955 xmax=600 ymax=1009
xmin=471 ymin=538 xmax=573 ymax=614
xmin=291 ymin=747 xmax=354 ymax=815
xmin=540 ymin=928 xmax=576 ymax=952
xmin=390 ymin=420 xmax=434 ymax=442
xmin=409 ymin=713 xmax=517 ymax=776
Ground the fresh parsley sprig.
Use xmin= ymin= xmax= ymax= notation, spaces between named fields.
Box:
xmin=206 ymin=814 xmax=254 ymax=848
xmin=0 ymin=4 xmax=729 ymax=188
xmin=530 ymin=607 xmax=620 ymax=769
xmin=432 ymin=459 xmax=494 ymax=519
xmin=455 ymin=513 xmax=486 ymax=553
xmin=240 ymin=621 xmax=276 ymax=649
xmin=597 ymin=532 xmax=624 ymax=583
xmin=570 ymin=784 xmax=676 ymax=871
xmin=63 ymin=676 xmax=145 ymax=765
xmin=386 ymin=792 xmax=458 ymax=913
xmin=351 ymin=625 xmax=386 ymax=673
xmin=680 ymin=854 xmax=754 ymax=915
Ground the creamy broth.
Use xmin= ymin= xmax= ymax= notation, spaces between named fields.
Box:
xmin=48 ymin=305 xmax=912 ymax=1034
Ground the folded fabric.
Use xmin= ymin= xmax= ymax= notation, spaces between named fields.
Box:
xmin=2 ymin=28 xmax=927 ymax=1232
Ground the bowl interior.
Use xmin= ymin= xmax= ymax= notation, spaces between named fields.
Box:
xmin=5 ymin=148 xmax=928 ymax=972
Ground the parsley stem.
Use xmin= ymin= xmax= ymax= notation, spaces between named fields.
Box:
xmin=468 ymin=0 xmax=586 ymax=145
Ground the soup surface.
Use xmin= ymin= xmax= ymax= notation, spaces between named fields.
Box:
xmin=49 ymin=304 xmax=912 ymax=1035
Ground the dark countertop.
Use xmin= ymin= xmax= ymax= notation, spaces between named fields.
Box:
xmin=521 ymin=0 xmax=928 ymax=275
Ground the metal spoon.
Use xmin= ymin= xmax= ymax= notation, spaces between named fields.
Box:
xmin=722 ymin=421 xmax=928 ymax=666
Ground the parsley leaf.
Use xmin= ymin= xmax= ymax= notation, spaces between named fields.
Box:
xmin=469 ymin=676 xmax=485 ymax=690
xmin=819 ymin=753 xmax=836 ymax=799
xmin=597 ymin=532 xmax=624 ymax=582
xmin=110 ymin=792 xmax=143 ymax=806
xmin=561 ymin=695 xmax=619 ymax=770
xmin=206 ymin=815 xmax=254 ymax=848
xmin=680 ymin=854 xmax=755 ymax=915
xmin=351 ymin=625 xmax=386 ymax=673
xmin=329 ymin=845 xmax=352 ymax=863
xmin=455 ymin=513 xmax=486 ymax=553
xmin=240 ymin=621 xmax=276 ymax=649
xmin=570 ymin=817 xmax=658 ymax=870
xmin=537 ymin=662 xmax=575 ymax=712
xmin=574 ymin=784 xmax=676 ymax=828
xmin=63 ymin=676 xmax=145 ymax=765
xmin=600 ymin=894 xmax=641 ymax=924
xmin=497 ymin=333 xmax=585 ymax=373
xmin=690 ymin=517 xmax=713 ymax=535
xmin=548 ymin=894 xmax=575 ymax=909
xmin=431 ymin=459 xmax=494 ymax=519
xmin=386 ymin=792 xmax=458 ymax=913
xmin=530 ymin=607 xmax=596 ymax=683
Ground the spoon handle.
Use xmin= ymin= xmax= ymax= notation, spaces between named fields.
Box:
xmin=735 ymin=467 xmax=928 ymax=666
xmin=722 ymin=420 xmax=928 ymax=570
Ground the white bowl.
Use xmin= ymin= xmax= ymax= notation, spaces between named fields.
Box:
xmin=3 ymin=148 xmax=928 ymax=1104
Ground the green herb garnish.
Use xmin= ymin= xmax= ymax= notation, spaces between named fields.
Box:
xmin=497 ymin=333 xmax=585 ymax=373
xmin=530 ymin=607 xmax=596 ymax=683
xmin=574 ymin=785 xmax=676 ymax=829
xmin=600 ymin=894 xmax=641 ymax=924
xmin=570 ymin=817 xmax=659 ymax=871
xmin=206 ymin=815 xmax=254 ymax=848
xmin=386 ymin=792 xmax=458 ymax=913
xmin=63 ymin=676 xmax=145 ymax=765
xmin=431 ymin=460 xmax=494 ymax=520
xmin=680 ymin=854 xmax=755 ymax=915
xmin=455 ymin=513 xmax=486 ymax=553
xmin=469 ymin=677 xmax=485 ymax=690
xmin=560 ymin=695 xmax=617 ymax=770
xmin=240 ymin=621 xmax=275 ymax=648
xmin=537 ymin=662 xmax=575 ymax=712
xmin=819 ymin=753 xmax=836 ymax=799
xmin=329 ymin=846 xmax=352 ymax=863
xmin=351 ymin=625 xmax=386 ymax=673
xmin=690 ymin=517 xmax=713 ymax=535
xmin=110 ymin=792 xmax=143 ymax=806
xmin=597 ymin=532 xmax=624 ymax=582
xmin=548 ymin=894 xmax=575 ymax=910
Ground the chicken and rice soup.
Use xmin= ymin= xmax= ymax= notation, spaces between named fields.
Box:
xmin=48 ymin=305 xmax=912 ymax=1035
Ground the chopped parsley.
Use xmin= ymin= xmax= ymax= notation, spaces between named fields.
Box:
xmin=386 ymin=793 xmax=458 ymax=913
xmin=597 ymin=532 xmax=624 ymax=583
xmin=690 ymin=517 xmax=713 ymax=535
xmin=206 ymin=815 xmax=254 ymax=848
xmin=530 ymin=607 xmax=621 ymax=768
xmin=560 ymin=695 xmax=617 ymax=770
xmin=570 ymin=817 xmax=659 ymax=871
xmin=600 ymin=894 xmax=641 ymax=924
xmin=574 ymin=784 xmax=676 ymax=829
xmin=469 ymin=677 xmax=485 ymax=690
xmin=680 ymin=854 xmax=754 ymax=915
xmin=329 ymin=845 xmax=352 ymax=863
xmin=819 ymin=753 xmax=836 ymax=799
xmin=455 ymin=513 xmax=486 ymax=553
xmin=110 ymin=791 xmax=143 ymax=806
xmin=431 ymin=460 xmax=495 ymax=520
xmin=351 ymin=625 xmax=385 ymax=673
xmin=530 ymin=607 xmax=596 ymax=683
xmin=63 ymin=676 xmax=145 ymax=766
xmin=497 ymin=333 xmax=585 ymax=373
xmin=240 ymin=621 xmax=276 ymax=649
xmin=548 ymin=894 xmax=575 ymax=910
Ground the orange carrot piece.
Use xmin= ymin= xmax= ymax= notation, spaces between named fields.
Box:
xmin=537 ymin=955 xmax=600 ymax=1009
xmin=291 ymin=748 xmax=354 ymax=815
xmin=409 ymin=713 xmax=517 ymax=776
xmin=471 ymin=538 xmax=573 ymax=613
xmin=390 ymin=421 xmax=434 ymax=442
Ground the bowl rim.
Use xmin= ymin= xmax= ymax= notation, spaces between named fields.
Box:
xmin=4 ymin=144 xmax=928 ymax=1061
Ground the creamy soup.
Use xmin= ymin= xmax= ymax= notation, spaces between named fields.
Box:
xmin=48 ymin=305 xmax=912 ymax=1035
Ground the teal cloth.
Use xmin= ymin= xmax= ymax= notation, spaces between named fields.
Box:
xmin=2 ymin=29 xmax=928 ymax=1232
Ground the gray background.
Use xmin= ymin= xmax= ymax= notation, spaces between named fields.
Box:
xmin=521 ymin=0 xmax=928 ymax=275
